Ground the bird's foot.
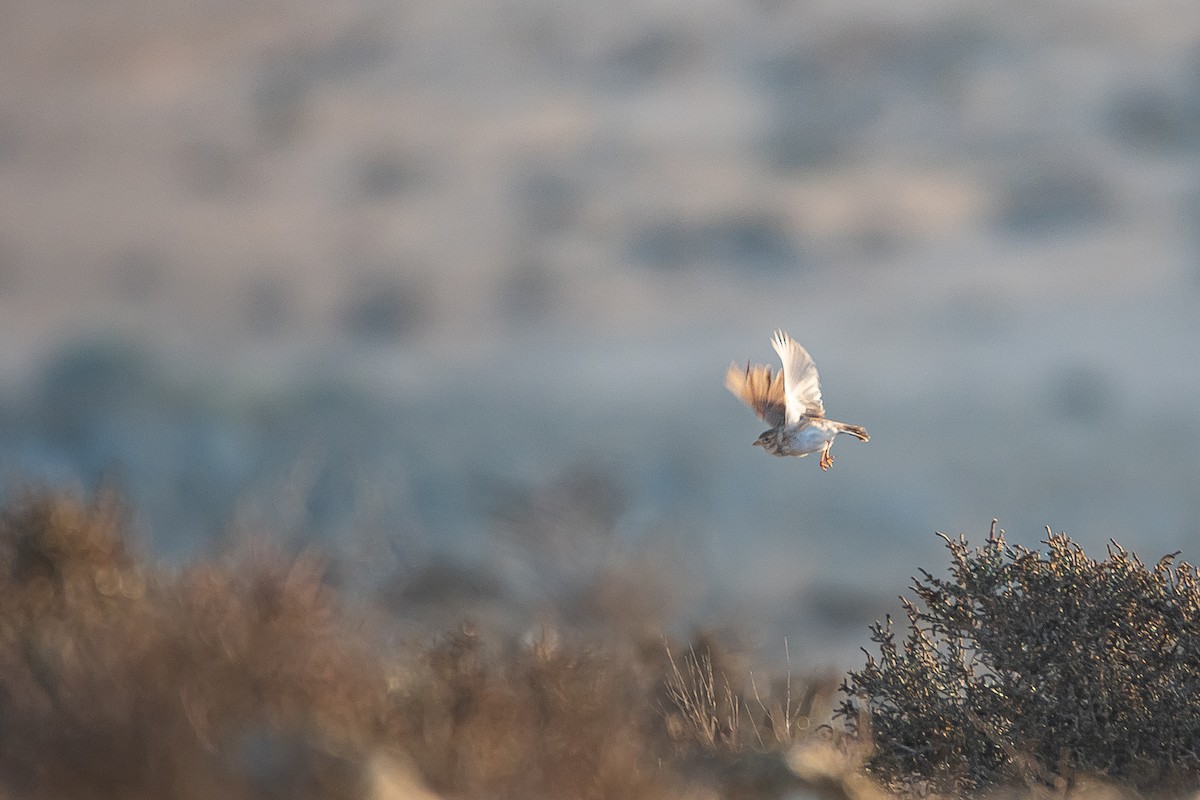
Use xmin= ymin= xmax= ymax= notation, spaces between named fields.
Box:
xmin=819 ymin=451 xmax=834 ymax=471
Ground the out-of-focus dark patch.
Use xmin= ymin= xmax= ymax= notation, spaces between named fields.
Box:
xmin=513 ymin=167 xmax=580 ymax=233
xmin=298 ymin=461 xmax=358 ymax=532
xmin=1178 ymin=186 xmax=1200 ymax=286
xmin=287 ymin=29 xmax=392 ymax=84
xmin=176 ymin=139 xmax=249 ymax=198
xmin=1046 ymin=362 xmax=1110 ymax=423
xmin=753 ymin=47 xmax=867 ymax=170
xmin=350 ymin=149 xmax=422 ymax=201
xmin=796 ymin=583 xmax=894 ymax=632
xmin=34 ymin=338 xmax=162 ymax=444
xmin=0 ymin=112 xmax=22 ymax=164
xmin=499 ymin=259 xmax=558 ymax=325
xmin=241 ymin=274 xmax=291 ymax=336
xmin=0 ymin=239 xmax=21 ymax=293
xmin=250 ymin=29 xmax=392 ymax=148
xmin=488 ymin=466 xmax=626 ymax=549
xmin=755 ymin=18 xmax=1004 ymax=171
xmin=224 ymin=727 xmax=362 ymax=796
xmin=757 ymin=18 xmax=996 ymax=95
xmin=553 ymin=466 xmax=626 ymax=531
xmin=563 ymin=564 xmax=674 ymax=632
xmin=481 ymin=466 xmax=629 ymax=601
xmin=339 ymin=272 xmax=428 ymax=343
xmin=759 ymin=105 xmax=850 ymax=172
xmin=250 ymin=69 xmax=309 ymax=147
xmin=108 ymin=246 xmax=167 ymax=303
xmin=937 ymin=290 xmax=1013 ymax=340
xmin=629 ymin=213 xmax=799 ymax=273
xmin=867 ymin=22 xmax=995 ymax=94
xmin=1107 ymin=85 xmax=1200 ymax=154
xmin=994 ymin=163 xmax=1112 ymax=237
xmin=384 ymin=561 xmax=504 ymax=608
xmin=596 ymin=27 xmax=698 ymax=90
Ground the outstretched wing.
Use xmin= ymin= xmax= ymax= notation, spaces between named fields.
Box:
xmin=724 ymin=361 xmax=786 ymax=427
xmin=771 ymin=330 xmax=824 ymax=421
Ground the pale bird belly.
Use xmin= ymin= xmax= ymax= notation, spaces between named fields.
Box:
xmin=787 ymin=423 xmax=835 ymax=455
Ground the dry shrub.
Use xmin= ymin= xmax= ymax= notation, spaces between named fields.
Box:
xmin=659 ymin=637 xmax=857 ymax=800
xmin=0 ymin=487 xmax=887 ymax=800
xmin=0 ymin=490 xmax=706 ymax=800
xmin=840 ymin=521 xmax=1200 ymax=796
xmin=0 ymin=490 xmax=383 ymax=799
xmin=661 ymin=640 xmax=745 ymax=753
xmin=386 ymin=626 xmax=692 ymax=800
xmin=660 ymin=637 xmax=839 ymax=757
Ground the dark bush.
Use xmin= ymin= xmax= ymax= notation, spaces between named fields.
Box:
xmin=839 ymin=521 xmax=1200 ymax=796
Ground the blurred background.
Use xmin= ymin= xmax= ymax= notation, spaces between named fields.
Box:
xmin=1 ymin=0 xmax=1198 ymax=667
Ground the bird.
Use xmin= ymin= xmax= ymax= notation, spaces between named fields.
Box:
xmin=725 ymin=330 xmax=869 ymax=470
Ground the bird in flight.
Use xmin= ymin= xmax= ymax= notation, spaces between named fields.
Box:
xmin=725 ymin=330 xmax=869 ymax=470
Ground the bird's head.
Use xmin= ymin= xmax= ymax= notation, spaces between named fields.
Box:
xmin=753 ymin=431 xmax=773 ymax=448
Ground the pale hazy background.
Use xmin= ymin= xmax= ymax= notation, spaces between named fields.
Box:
xmin=2 ymin=0 xmax=1199 ymax=666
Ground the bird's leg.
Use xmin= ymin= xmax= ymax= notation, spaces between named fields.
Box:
xmin=819 ymin=444 xmax=834 ymax=471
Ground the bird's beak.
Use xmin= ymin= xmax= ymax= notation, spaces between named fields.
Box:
xmin=752 ymin=439 xmax=763 ymax=447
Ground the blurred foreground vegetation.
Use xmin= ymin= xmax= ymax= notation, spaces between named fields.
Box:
xmin=1 ymin=491 xmax=1198 ymax=799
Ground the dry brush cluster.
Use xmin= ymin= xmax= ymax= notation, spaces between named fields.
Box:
xmin=0 ymin=491 xmax=849 ymax=800
xmin=840 ymin=521 xmax=1200 ymax=797
xmin=5 ymin=490 xmax=1200 ymax=799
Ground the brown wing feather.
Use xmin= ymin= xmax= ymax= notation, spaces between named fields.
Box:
xmin=724 ymin=361 xmax=786 ymax=426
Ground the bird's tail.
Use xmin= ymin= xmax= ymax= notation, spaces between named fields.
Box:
xmin=837 ymin=423 xmax=870 ymax=442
